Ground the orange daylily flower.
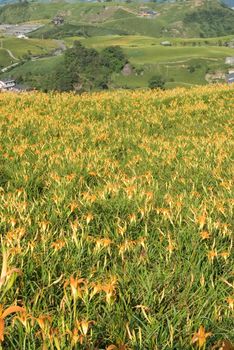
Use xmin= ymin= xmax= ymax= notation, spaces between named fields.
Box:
xmin=226 ymin=297 xmax=234 ymax=311
xmin=76 ymin=320 xmax=95 ymax=336
xmin=51 ymin=240 xmax=65 ymax=251
xmin=85 ymin=213 xmax=94 ymax=225
xmin=0 ymin=305 xmax=25 ymax=342
xmin=197 ymin=214 xmax=206 ymax=229
xmin=94 ymin=238 xmax=112 ymax=252
xmin=69 ymin=276 xmax=86 ymax=301
xmin=219 ymin=252 xmax=230 ymax=261
xmin=208 ymin=250 xmax=217 ymax=262
xmin=200 ymin=231 xmax=210 ymax=240
xmin=192 ymin=325 xmax=212 ymax=348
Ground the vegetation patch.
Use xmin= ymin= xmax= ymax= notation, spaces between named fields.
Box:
xmin=184 ymin=3 xmax=234 ymax=37
xmin=29 ymin=23 xmax=127 ymax=39
xmin=0 ymin=85 xmax=233 ymax=349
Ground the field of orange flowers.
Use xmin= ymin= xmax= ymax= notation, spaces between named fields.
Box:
xmin=0 ymin=85 xmax=233 ymax=349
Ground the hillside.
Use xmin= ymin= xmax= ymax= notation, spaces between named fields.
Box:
xmin=0 ymin=37 xmax=61 ymax=70
xmin=0 ymin=0 xmax=233 ymax=38
xmin=0 ymin=85 xmax=233 ymax=349
xmin=3 ymin=34 xmax=234 ymax=90
xmin=0 ymin=0 xmax=234 ymax=90
xmin=184 ymin=2 xmax=234 ymax=37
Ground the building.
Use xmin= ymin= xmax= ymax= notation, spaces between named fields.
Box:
xmin=17 ymin=34 xmax=29 ymax=39
xmin=139 ymin=9 xmax=157 ymax=17
xmin=0 ymin=79 xmax=29 ymax=92
xmin=227 ymin=41 xmax=234 ymax=48
xmin=52 ymin=16 xmax=65 ymax=26
xmin=227 ymin=72 xmax=234 ymax=84
xmin=0 ymin=79 xmax=16 ymax=90
xmin=160 ymin=41 xmax=172 ymax=46
xmin=225 ymin=57 xmax=234 ymax=65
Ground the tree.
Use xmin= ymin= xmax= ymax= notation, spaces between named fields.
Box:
xmin=37 ymin=42 xmax=129 ymax=92
xmin=148 ymin=75 xmax=165 ymax=89
xmin=101 ymin=46 xmax=128 ymax=73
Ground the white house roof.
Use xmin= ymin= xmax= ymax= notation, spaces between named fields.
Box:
xmin=227 ymin=73 xmax=234 ymax=83
xmin=0 ymin=78 xmax=15 ymax=83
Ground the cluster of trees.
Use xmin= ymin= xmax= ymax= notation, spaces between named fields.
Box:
xmin=148 ymin=75 xmax=165 ymax=90
xmin=44 ymin=41 xmax=128 ymax=92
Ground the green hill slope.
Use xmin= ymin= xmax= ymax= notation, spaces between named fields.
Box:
xmin=0 ymin=0 xmax=233 ymax=38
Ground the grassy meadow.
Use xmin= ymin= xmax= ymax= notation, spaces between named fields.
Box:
xmin=1 ymin=37 xmax=59 ymax=58
xmin=0 ymin=37 xmax=60 ymax=65
xmin=63 ymin=34 xmax=234 ymax=65
xmin=0 ymin=48 xmax=12 ymax=68
xmin=0 ymin=85 xmax=233 ymax=349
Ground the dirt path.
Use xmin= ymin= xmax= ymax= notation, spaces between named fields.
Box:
xmin=1 ymin=62 xmax=21 ymax=73
xmin=4 ymin=48 xmax=19 ymax=61
xmin=157 ymin=57 xmax=219 ymax=65
xmin=118 ymin=6 xmax=138 ymax=16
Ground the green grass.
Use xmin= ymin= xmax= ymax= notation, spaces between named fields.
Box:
xmin=101 ymin=16 xmax=166 ymax=37
xmin=113 ymin=61 xmax=209 ymax=89
xmin=0 ymin=48 xmax=13 ymax=67
xmin=2 ymin=55 xmax=63 ymax=75
xmin=122 ymin=45 xmax=234 ymax=65
xmin=0 ymin=84 xmax=233 ymax=349
xmin=60 ymin=35 xmax=231 ymax=88
xmin=64 ymin=35 xmax=234 ymax=65
xmin=0 ymin=55 xmax=63 ymax=88
xmin=1 ymin=37 xmax=59 ymax=59
xmin=29 ymin=23 xmax=126 ymax=40
xmin=63 ymin=34 xmax=234 ymax=49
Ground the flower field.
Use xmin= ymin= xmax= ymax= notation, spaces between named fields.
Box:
xmin=0 ymin=85 xmax=233 ymax=349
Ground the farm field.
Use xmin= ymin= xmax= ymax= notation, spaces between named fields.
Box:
xmin=0 ymin=85 xmax=233 ymax=349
